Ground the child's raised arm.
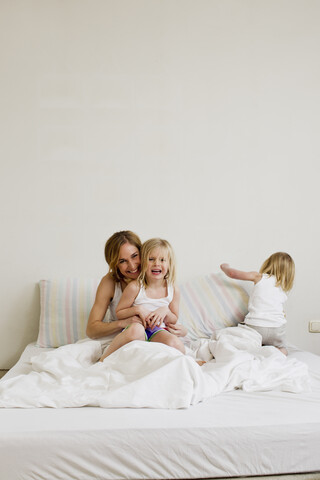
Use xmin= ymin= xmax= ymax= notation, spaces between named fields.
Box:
xmin=220 ymin=263 xmax=262 ymax=284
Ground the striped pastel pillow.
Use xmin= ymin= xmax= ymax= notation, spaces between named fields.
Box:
xmin=36 ymin=279 xmax=101 ymax=348
xmin=179 ymin=273 xmax=249 ymax=341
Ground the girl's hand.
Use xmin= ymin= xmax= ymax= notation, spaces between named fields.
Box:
xmin=137 ymin=307 xmax=151 ymax=327
xmin=166 ymin=322 xmax=188 ymax=337
xmin=220 ymin=263 xmax=232 ymax=276
xmin=132 ymin=315 xmax=147 ymax=328
xmin=145 ymin=307 xmax=169 ymax=329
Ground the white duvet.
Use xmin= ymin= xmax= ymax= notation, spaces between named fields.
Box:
xmin=0 ymin=325 xmax=311 ymax=409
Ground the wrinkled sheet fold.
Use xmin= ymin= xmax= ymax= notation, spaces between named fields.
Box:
xmin=0 ymin=325 xmax=310 ymax=408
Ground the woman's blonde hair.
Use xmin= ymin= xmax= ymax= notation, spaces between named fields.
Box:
xmin=139 ymin=238 xmax=176 ymax=288
xmin=104 ymin=231 xmax=141 ymax=282
xmin=259 ymin=252 xmax=295 ymax=292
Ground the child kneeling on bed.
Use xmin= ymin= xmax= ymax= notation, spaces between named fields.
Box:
xmin=220 ymin=252 xmax=295 ymax=356
xmin=100 ymin=238 xmax=185 ymax=361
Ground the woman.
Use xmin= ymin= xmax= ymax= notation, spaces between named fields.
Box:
xmin=86 ymin=230 xmax=187 ymax=348
xmin=86 ymin=231 xmax=143 ymax=342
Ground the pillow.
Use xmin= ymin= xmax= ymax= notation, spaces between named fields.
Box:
xmin=179 ymin=272 xmax=249 ymax=341
xmin=36 ymin=278 xmax=102 ymax=348
xmin=36 ymin=273 xmax=248 ymax=348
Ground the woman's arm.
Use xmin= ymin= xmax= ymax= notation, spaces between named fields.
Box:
xmin=220 ymin=263 xmax=262 ymax=283
xmin=116 ymin=281 xmax=148 ymax=327
xmin=166 ymin=322 xmax=188 ymax=337
xmin=86 ymin=275 xmax=126 ymax=339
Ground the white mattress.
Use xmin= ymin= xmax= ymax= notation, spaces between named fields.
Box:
xmin=0 ymin=343 xmax=320 ymax=480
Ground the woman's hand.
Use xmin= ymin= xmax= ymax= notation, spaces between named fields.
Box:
xmin=145 ymin=307 xmax=169 ymax=329
xmin=166 ymin=322 xmax=188 ymax=337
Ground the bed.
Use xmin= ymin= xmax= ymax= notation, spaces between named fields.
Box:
xmin=0 ymin=274 xmax=320 ymax=480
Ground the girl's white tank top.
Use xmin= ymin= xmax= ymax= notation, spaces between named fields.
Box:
xmin=133 ymin=283 xmax=174 ymax=311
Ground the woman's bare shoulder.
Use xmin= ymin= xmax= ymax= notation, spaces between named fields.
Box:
xmin=97 ymin=273 xmax=116 ymax=298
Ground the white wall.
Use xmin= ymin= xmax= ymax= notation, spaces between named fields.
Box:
xmin=0 ymin=0 xmax=319 ymax=367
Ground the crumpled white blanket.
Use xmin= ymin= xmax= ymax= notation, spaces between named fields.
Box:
xmin=0 ymin=325 xmax=311 ymax=409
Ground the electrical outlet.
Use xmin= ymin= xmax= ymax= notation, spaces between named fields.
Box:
xmin=309 ymin=320 xmax=320 ymax=333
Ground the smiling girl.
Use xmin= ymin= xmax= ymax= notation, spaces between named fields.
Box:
xmin=99 ymin=238 xmax=185 ymax=361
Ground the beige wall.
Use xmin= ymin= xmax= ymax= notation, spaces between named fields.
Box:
xmin=0 ymin=0 xmax=319 ymax=367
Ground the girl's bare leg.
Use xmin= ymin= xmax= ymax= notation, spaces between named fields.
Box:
xmin=100 ymin=323 xmax=146 ymax=361
xmin=149 ymin=330 xmax=185 ymax=354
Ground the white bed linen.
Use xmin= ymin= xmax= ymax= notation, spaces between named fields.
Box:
xmin=0 ymin=326 xmax=311 ymax=409
xmin=0 ymin=340 xmax=320 ymax=479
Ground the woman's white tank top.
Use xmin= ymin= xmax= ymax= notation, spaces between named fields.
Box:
xmin=108 ymin=282 xmax=122 ymax=321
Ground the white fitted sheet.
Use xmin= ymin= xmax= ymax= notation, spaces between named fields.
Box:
xmin=0 ymin=343 xmax=320 ymax=480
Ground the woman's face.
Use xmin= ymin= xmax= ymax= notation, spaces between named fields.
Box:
xmin=117 ymin=242 xmax=141 ymax=280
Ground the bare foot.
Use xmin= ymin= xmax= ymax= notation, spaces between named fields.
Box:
xmin=196 ymin=360 xmax=206 ymax=366
xmin=277 ymin=347 xmax=288 ymax=356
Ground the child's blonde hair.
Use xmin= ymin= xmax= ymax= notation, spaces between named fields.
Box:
xmin=259 ymin=252 xmax=295 ymax=292
xmin=139 ymin=238 xmax=176 ymax=288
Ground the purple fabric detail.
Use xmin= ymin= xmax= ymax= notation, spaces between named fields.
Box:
xmin=145 ymin=326 xmax=166 ymax=340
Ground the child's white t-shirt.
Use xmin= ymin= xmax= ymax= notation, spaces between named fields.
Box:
xmin=244 ymin=274 xmax=287 ymax=328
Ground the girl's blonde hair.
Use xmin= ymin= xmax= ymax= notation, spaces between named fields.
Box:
xmin=259 ymin=252 xmax=295 ymax=292
xmin=104 ymin=230 xmax=141 ymax=282
xmin=139 ymin=238 xmax=176 ymax=288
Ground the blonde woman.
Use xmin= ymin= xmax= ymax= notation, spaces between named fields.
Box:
xmin=220 ymin=252 xmax=295 ymax=355
xmin=100 ymin=238 xmax=185 ymax=361
xmin=86 ymin=231 xmax=144 ymax=341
